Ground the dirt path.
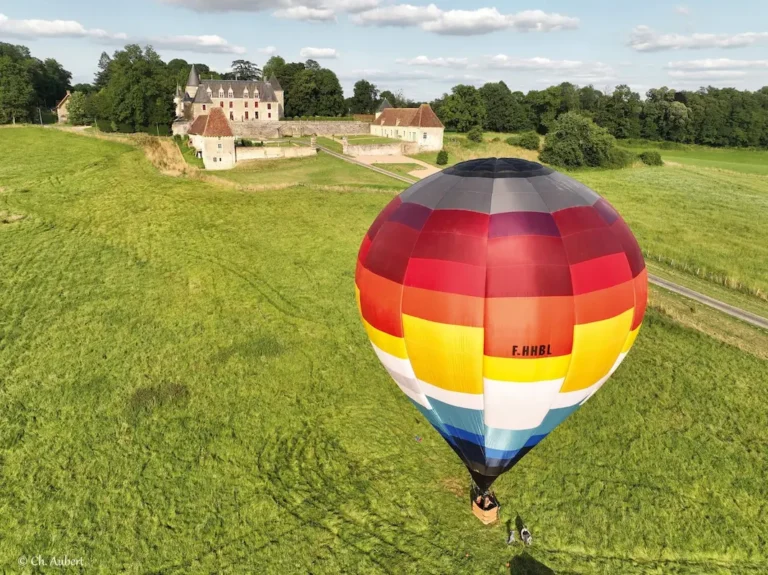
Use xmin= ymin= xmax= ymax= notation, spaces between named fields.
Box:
xmin=354 ymin=155 xmax=441 ymax=179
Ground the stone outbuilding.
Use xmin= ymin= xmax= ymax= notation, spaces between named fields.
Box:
xmin=187 ymin=107 xmax=236 ymax=170
xmin=55 ymin=91 xmax=71 ymax=124
xmin=370 ymin=101 xmax=444 ymax=152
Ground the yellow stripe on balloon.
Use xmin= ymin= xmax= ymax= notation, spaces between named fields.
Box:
xmin=363 ymin=319 xmax=408 ymax=359
xmin=622 ymin=323 xmax=642 ymax=353
xmin=561 ymin=308 xmax=634 ymax=392
xmin=402 ymin=314 xmax=484 ymax=395
xmin=483 ymin=354 xmax=572 ymax=383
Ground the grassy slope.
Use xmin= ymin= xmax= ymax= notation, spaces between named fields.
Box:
xmin=0 ymin=129 xmax=767 ymax=573
xmin=213 ymin=152 xmax=404 ymax=191
xmin=177 ymin=141 xmax=204 ymax=169
xmin=619 ymin=141 xmax=768 ymax=176
xmin=372 ymin=163 xmax=423 ymax=178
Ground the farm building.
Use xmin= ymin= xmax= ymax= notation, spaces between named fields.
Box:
xmin=55 ymin=91 xmax=71 ymax=124
xmin=370 ymin=100 xmax=444 ymax=152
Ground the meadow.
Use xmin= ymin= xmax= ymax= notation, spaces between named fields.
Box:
xmin=619 ymin=140 xmax=768 ymax=176
xmin=0 ymin=128 xmax=767 ymax=573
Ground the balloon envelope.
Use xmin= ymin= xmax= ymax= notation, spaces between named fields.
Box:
xmin=355 ymin=158 xmax=647 ymax=490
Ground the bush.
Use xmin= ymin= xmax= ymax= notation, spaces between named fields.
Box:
xmin=659 ymin=141 xmax=688 ymax=150
xmin=638 ymin=150 xmax=663 ymax=166
xmin=539 ymin=112 xmax=633 ymax=169
xmin=491 ymin=137 xmax=500 ymax=142
xmin=466 ymin=126 xmax=483 ymax=143
xmin=436 ymin=150 xmax=448 ymax=165
xmin=173 ymin=134 xmax=182 ymax=144
xmin=517 ymin=131 xmax=541 ymax=150
xmin=95 ymin=119 xmax=114 ymax=133
xmin=116 ymin=122 xmax=134 ymax=134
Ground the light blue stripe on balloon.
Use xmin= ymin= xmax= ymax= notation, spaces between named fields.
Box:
xmin=426 ymin=397 xmax=485 ymax=439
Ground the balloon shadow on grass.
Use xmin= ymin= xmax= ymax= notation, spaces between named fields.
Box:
xmin=509 ymin=552 xmax=555 ymax=575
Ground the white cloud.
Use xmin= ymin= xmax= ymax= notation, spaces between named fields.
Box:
xmin=0 ymin=13 xmax=251 ymax=54
xmin=150 ymin=35 xmax=246 ymax=54
xmin=299 ymin=47 xmax=339 ymax=59
xmin=353 ymin=5 xmax=578 ymax=35
xmin=674 ymin=5 xmax=690 ymax=15
xmin=0 ymin=13 xmax=127 ymax=40
xmin=487 ymin=55 xmax=585 ymax=70
xmin=667 ymin=58 xmax=768 ymax=70
xmin=162 ymin=0 xmax=378 ymax=20
xmin=274 ymin=6 xmax=335 ymax=20
xmin=396 ymin=55 xmax=469 ymax=68
xmin=668 ymin=70 xmax=747 ymax=80
xmin=258 ymin=45 xmax=279 ymax=56
xmin=629 ymin=25 xmax=768 ymax=52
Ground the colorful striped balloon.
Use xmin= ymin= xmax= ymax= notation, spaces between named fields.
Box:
xmin=355 ymin=158 xmax=647 ymax=490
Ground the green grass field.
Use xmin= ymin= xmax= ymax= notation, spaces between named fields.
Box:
xmin=372 ymin=163 xmax=422 ymax=178
xmin=177 ymin=140 xmax=205 ymax=169
xmin=1 ymin=128 xmax=767 ymax=573
xmin=213 ymin=153 xmax=403 ymax=191
xmin=619 ymin=141 xmax=768 ymax=176
xmin=345 ymin=136 xmax=403 ymax=146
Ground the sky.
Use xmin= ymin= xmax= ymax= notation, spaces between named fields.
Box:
xmin=1 ymin=0 xmax=767 ymax=101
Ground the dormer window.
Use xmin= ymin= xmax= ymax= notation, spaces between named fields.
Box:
xmin=254 ymin=89 xmax=259 ymax=100
xmin=228 ymin=88 xmax=234 ymax=98
xmin=243 ymin=88 xmax=249 ymax=98
xmin=206 ymin=87 xmax=212 ymax=97
xmin=218 ymin=88 xmax=224 ymax=98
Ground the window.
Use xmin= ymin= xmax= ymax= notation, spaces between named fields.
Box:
xmin=228 ymin=89 xmax=233 ymax=98
xmin=254 ymin=101 xmax=259 ymax=107
xmin=245 ymin=111 xmax=249 ymax=120
xmin=230 ymin=112 xmax=234 ymax=120
xmin=220 ymin=101 xmax=224 ymax=107
xmin=244 ymin=101 xmax=248 ymax=108
xmin=218 ymin=89 xmax=224 ymax=98
xmin=229 ymin=101 xmax=233 ymax=108
xmin=268 ymin=113 xmax=271 ymax=119
xmin=243 ymin=89 xmax=249 ymax=98
xmin=218 ymin=143 xmax=222 ymax=149
xmin=267 ymin=103 xmax=272 ymax=110
xmin=255 ymin=112 xmax=259 ymax=119
xmin=423 ymin=132 xmax=427 ymax=140
xmin=202 ymin=104 xmax=206 ymax=111
xmin=213 ymin=157 xmax=217 ymax=162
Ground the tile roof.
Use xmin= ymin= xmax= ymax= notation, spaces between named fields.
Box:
xmin=372 ymin=103 xmax=444 ymax=129
xmin=193 ymin=80 xmax=279 ymax=104
xmin=186 ymin=108 xmax=234 ymax=138
xmin=202 ymin=107 xmax=234 ymax=137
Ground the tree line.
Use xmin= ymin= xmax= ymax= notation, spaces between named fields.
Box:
xmin=431 ymin=81 xmax=768 ymax=148
xmin=3 ymin=40 xmax=768 ymax=148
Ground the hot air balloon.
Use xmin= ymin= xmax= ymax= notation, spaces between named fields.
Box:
xmin=355 ymin=158 xmax=647 ymax=515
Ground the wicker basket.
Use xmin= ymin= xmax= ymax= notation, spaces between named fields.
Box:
xmin=471 ymin=500 xmax=500 ymax=525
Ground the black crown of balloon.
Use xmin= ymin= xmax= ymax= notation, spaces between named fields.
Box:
xmin=444 ymin=157 xmax=553 ymax=179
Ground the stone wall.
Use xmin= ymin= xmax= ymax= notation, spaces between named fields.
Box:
xmin=236 ymin=146 xmax=317 ymax=161
xmin=233 ymin=120 xmax=370 ymax=139
xmin=343 ymin=142 xmax=404 ymax=157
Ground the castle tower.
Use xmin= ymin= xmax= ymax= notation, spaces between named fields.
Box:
xmin=269 ymin=75 xmax=284 ymax=119
xmin=186 ymin=64 xmax=201 ymax=100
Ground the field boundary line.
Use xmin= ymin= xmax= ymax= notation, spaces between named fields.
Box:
xmin=649 ymin=274 xmax=768 ymax=330
xmin=316 ymin=146 xmax=417 ymax=185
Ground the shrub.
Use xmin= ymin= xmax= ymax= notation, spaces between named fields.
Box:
xmin=95 ymin=119 xmax=114 ymax=133
xmin=539 ymin=112 xmax=633 ymax=169
xmin=516 ymin=131 xmax=541 ymax=151
xmin=173 ymin=134 xmax=182 ymax=144
xmin=659 ymin=141 xmax=688 ymax=150
xmin=466 ymin=126 xmax=483 ymax=143
xmin=491 ymin=137 xmax=501 ymax=142
xmin=436 ymin=150 xmax=448 ymax=165
xmin=638 ymin=150 xmax=663 ymax=166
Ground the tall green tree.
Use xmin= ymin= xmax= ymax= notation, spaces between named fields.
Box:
xmin=227 ymin=59 xmax=261 ymax=81
xmin=350 ymin=79 xmax=379 ymax=114
xmin=438 ymin=84 xmax=486 ymax=132
xmin=478 ymin=81 xmax=516 ymax=132
xmin=67 ymin=91 xmax=90 ymax=125
xmin=94 ymin=52 xmax=112 ymax=89
xmin=0 ymin=55 xmax=35 ymax=123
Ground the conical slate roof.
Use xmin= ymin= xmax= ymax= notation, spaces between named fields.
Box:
xmin=269 ymin=75 xmax=282 ymax=91
xmin=187 ymin=64 xmax=201 ymax=87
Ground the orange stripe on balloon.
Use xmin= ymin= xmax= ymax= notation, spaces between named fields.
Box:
xmin=402 ymin=285 xmax=485 ymax=327
xmin=573 ymin=280 xmax=636 ymax=325
xmin=404 ymin=257 xmax=487 ymax=297
xmin=356 ymin=266 xmax=404 ymax=337
xmin=484 ymin=296 xmax=574 ymax=358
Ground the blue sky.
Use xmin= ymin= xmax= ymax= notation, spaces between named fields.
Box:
xmin=1 ymin=0 xmax=767 ymax=100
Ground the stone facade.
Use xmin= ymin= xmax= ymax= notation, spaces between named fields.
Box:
xmin=233 ymin=120 xmax=371 ymax=139
xmin=174 ymin=64 xmax=284 ymax=125
xmin=370 ymin=102 xmax=445 ymax=152
xmin=236 ymin=147 xmax=317 ymax=161
xmin=56 ymin=91 xmax=71 ymax=124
